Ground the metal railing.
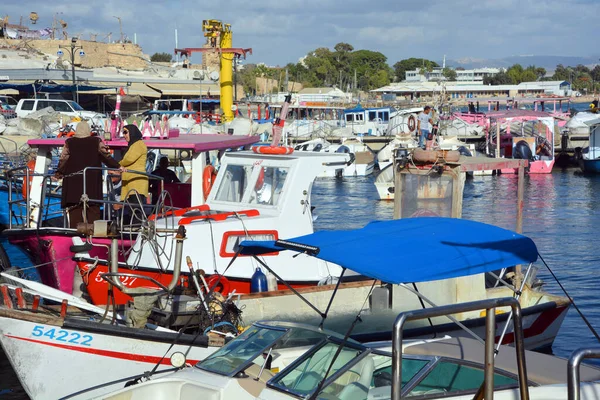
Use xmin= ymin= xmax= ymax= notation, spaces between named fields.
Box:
xmin=567 ymin=348 xmax=600 ymax=400
xmin=392 ymin=297 xmax=529 ymax=400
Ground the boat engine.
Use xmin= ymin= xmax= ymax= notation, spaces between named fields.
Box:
xmin=513 ymin=140 xmax=534 ymax=161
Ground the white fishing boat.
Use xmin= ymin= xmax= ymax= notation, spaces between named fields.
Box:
xmin=294 ymin=138 xmax=375 ymax=177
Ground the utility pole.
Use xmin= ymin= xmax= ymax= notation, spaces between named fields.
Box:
xmin=59 ymin=38 xmax=84 ymax=103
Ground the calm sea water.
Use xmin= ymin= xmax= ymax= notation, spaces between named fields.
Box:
xmin=2 ymin=111 xmax=600 ymax=396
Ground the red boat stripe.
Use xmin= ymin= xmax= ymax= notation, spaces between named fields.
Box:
xmin=5 ymin=335 xmax=199 ymax=365
xmin=497 ymin=305 xmax=568 ymax=344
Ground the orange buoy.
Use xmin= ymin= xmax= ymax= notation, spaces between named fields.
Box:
xmin=202 ymin=165 xmax=217 ymax=200
xmin=251 ymin=146 xmax=294 ymax=155
xmin=22 ymin=159 xmax=35 ymax=198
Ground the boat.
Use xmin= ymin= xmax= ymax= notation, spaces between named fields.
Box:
xmin=89 ymin=226 xmax=591 ymax=400
xmin=95 ymin=318 xmax=600 ymax=399
xmin=0 ymin=225 xmax=237 ymax=399
xmin=73 ymin=149 xmax=352 ymax=305
xmin=294 ymin=137 xmax=375 ymax=177
xmin=330 ymin=105 xmax=393 ymax=137
xmin=579 ymin=117 xmax=600 ymax=173
xmin=1 ymin=133 xmax=260 ymax=295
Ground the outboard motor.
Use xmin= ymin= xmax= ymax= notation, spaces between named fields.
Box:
xmin=456 ymin=146 xmax=472 ymax=157
xmin=513 ymin=140 xmax=534 ymax=161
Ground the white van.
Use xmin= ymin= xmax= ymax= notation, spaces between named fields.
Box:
xmin=15 ymin=99 xmax=105 ymax=122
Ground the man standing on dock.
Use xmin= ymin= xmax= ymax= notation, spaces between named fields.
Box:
xmin=417 ymin=106 xmax=433 ymax=149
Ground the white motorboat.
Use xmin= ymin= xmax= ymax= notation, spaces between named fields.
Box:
xmin=294 ymin=138 xmax=375 ymax=177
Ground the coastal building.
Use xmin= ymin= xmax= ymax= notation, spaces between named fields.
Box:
xmin=297 ymin=87 xmax=350 ymax=103
xmin=405 ymin=67 xmax=502 ymax=82
xmin=372 ymin=81 xmax=558 ymax=101
xmin=519 ymin=80 xmax=571 ymax=96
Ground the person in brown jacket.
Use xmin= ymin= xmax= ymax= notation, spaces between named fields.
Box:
xmin=55 ymin=120 xmax=120 ymax=228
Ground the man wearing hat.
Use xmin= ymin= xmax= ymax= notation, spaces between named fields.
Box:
xmin=55 ymin=120 xmax=120 ymax=228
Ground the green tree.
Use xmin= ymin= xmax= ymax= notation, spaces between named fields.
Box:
xmin=442 ymin=68 xmax=457 ymax=81
xmin=349 ymin=50 xmax=391 ymax=90
xmin=150 ymin=52 xmax=173 ymax=62
xmin=392 ymin=58 xmax=439 ymax=81
xmin=483 ymin=71 xmax=512 ymax=85
xmin=552 ymin=64 xmax=570 ymax=81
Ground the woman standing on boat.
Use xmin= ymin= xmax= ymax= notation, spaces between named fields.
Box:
xmin=55 ymin=120 xmax=120 ymax=228
xmin=119 ymin=124 xmax=148 ymax=223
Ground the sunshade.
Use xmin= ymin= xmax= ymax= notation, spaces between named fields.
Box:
xmin=239 ymin=218 xmax=537 ymax=284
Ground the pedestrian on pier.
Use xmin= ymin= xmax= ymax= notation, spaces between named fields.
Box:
xmin=417 ymin=106 xmax=433 ymax=149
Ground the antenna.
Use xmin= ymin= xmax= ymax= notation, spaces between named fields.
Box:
xmin=443 ymin=55 xmax=446 ymax=69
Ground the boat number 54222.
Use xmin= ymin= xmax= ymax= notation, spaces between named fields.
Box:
xmin=31 ymin=325 xmax=93 ymax=346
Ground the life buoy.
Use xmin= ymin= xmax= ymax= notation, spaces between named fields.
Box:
xmin=407 ymin=115 xmax=416 ymax=132
xmin=202 ymin=165 xmax=217 ymax=200
xmin=206 ymin=275 xmax=231 ymax=295
xmin=251 ymin=146 xmax=294 ymax=155
xmin=194 ymin=112 xmax=202 ymax=123
xmin=22 ymin=160 xmax=35 ymax=198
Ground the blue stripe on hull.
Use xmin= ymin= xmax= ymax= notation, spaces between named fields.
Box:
xmin=581 ymin=160 xmax=600 ymax=173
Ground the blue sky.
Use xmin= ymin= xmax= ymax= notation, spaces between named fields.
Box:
xmin=3 ymin=1 xmax=598 ymax=66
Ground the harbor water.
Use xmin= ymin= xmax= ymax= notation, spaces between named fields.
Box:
xmin=2 ymin=165 xmax=600 ymax=397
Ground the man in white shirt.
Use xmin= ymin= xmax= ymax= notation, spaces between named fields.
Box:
xmin=417 ymin=106 xmax=433 ymax=149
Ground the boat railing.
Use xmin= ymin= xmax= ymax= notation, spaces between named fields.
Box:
xmin=392 ymin=297 xmax=529 ymax=400
xmin=567 ymin=347 xmax=600 ymax=400
xmin=82 ymin=166 xmax=173 ymax=228
xmin=5 ymin=166 xmax=62 ymax=229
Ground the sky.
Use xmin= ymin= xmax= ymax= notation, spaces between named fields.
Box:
xmin=3 ymin=0 xmax=599 ymax=67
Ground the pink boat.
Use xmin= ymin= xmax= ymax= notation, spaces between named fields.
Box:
xmin=3 ymin=133 xmax=259 ymax=294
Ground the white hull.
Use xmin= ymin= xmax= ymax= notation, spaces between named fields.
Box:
xmin=0 ymin=313 xmax=218 ymax=400
xmin=319 ymin=160 xmax=375 ymax=177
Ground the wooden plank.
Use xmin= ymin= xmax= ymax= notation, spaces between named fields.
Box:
xmin=239 ymin=279 xmax=378 ymax=300
xmin=0 ymin=307 xmax=63 ymax=326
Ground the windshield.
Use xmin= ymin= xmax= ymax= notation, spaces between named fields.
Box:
xmin=196 ymin=326 xmax=286 ymax=376
xmin=69 ymin=101 xmax=84 ymax=111
xmin=213 ymin=163 xmax=289 ymax=206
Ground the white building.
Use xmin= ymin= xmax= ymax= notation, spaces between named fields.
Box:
xmin=518 ymin=81 xmax=571 ymax=96
xmin=405 ymin=67 xmax=502 ymax=82
xmin=297 ymin=87 xmax=351 ymax=103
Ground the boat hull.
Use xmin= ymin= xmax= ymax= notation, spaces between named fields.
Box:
xmin=501 ymin=159 xmax=555 ymax=174
xmin=77 ymin=259 xmax=318 ymax=305
xmin=0 ymin=310 xmax=217 ymax=400
xmin=5 ymin=228 xmax=133 ymax=294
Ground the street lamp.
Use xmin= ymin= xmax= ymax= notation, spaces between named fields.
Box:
xmin=59 ymin=38 xmax=84 ymax=103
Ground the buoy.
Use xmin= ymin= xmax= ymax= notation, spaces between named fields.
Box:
xmin=250 ymin=267 xmax=268 ymax=293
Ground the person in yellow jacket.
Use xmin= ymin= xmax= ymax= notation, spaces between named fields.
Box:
xmin=119 ymin=124 xmax=148 ymax=223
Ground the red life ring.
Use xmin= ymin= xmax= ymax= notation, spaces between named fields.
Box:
xmin=202 ymin=165 xmax=217 ymax=200
xmin=206 ymin=275 xmax=231 ymax=295
xmin=251 ymin=146 xmax=294 ymax=155
xmin=194 ymin=112 xmax=202 ymax=123
xmin=22 ymin=159 xmax=35 ymax=198
xmin=407 ymin=115 xmax=416 ymax=132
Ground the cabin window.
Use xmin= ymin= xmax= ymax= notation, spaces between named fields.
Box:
xmin=368 ymin=111 xmax=377 ymax=121
xmin=379 ymin=111 xmax=389 ymax=122
xmin=345 ymin=114 xmax=354 ymax=122
xmin=248 ymin=166 xmax=289 ymax=206
xmin=220 ymin=230 xmax=279 ymax=257
xmin=20 ymin=100 xmax=34 ymax=111
xmin=213 ymin=164 xmax=252 ymax=203
xmin=356 ymin=114 xmax=364 ymax=122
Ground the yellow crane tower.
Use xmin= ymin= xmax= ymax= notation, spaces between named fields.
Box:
xmin=175 ymin=20 xmax=252 ymax=123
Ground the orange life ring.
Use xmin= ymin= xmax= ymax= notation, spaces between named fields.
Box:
xmin=22 ymin=160 xmax=35 ymax=198
xmin=202 ymin=165 xmax=217 ymax=200
xmin=407 ymin=115 xmax=416 ymax=132
xmin=251 ymin=146 xmax=294 ymax=155
xmin=206 ymin=275 xmax=231 ymax=295
xmin=194 ymin=112 xmax=202 ymax=123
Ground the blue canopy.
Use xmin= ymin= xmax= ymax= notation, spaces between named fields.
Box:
xmin=239 ymin=218 xmax=537 ymax=284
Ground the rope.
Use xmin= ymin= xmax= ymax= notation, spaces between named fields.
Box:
xmin=538 ymin=253 xmax=600 ymax=342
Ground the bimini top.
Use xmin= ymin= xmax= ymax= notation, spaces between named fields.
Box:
xmin=239 ymin=217 xmax=538 ymax=284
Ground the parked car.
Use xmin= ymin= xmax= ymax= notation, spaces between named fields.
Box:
xmin=15 ymin=99 xmax=105 ymax=122
xmin=0 ymin=95 xmax=18 ymax=109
